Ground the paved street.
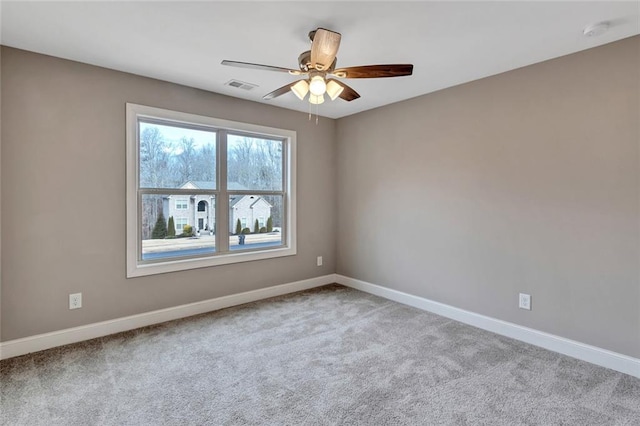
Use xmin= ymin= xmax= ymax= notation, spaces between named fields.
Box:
xmin=141 ymin=233 xmax=282 ymax=260
xmin=142 ymin=241 xmax=281 ymax=260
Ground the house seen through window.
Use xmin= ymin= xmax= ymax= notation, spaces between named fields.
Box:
xmin=126 ymin=104 xmax=296 ymax=277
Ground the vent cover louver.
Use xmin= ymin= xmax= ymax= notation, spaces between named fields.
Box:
xmin=225 ymin=79 xmax=258 ymax=90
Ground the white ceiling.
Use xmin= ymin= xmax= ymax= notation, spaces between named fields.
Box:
xmin=1 ymin=1 xmax=638 ymax=119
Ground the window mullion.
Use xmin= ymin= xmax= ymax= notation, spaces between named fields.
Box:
xmin=217 ymin=131 xmax=230 ymax=252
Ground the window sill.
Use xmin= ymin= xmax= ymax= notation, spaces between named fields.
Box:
xmin=127 ymin=245 xmax=296 ymax=278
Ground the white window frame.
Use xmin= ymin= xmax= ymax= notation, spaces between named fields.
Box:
xmin=175 ymin=217 xmax=188 ymax=231
xmin=126 ymin=103 xmax=297 ymax=278
xmin=175 ymin=199 xmax=188 ymax=210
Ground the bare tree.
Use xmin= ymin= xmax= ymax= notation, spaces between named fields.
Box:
xmin=140 ymin=127 xmax=170 ymax=239
xmin=140 ymin=126 xmax=169 ymax=187
xmin=192 ymin=143 xmax=216 ymax=183
xmin=175 ymin=137 xmax=196 ymax=184
xmin=228 ymin=137 xmax=255 ymax=186
xmin=228 ymin=137 xmax=282 ymax=189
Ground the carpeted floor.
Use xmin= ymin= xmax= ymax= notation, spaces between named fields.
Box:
xmin=1 ymin=284 xmax=639 ymax=425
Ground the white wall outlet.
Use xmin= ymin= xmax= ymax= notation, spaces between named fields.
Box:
xmin=316 ymin=256 xmax=323 ymax=267
xmin=519 ymin=293 xmax=531 ymax=310
xmin=69 ymin=293 xmax=82 ymax=310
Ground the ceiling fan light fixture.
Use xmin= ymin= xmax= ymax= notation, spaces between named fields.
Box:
xmin=326 ymin=80 xmax=344 ymax=101
xmin=309 ymin=94 xmax=325 ymax=105
xmin=309 ymin=75 xmax=327 ymax=96
xmin=290 ymin=80 xmax=309 ymax=100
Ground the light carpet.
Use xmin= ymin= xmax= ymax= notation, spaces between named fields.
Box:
xmin=1 ymin=284 xmax=639 ymax=425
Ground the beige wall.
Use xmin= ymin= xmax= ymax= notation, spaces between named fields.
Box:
xmin=0 ymin=33 xmax=3 ymax=342
xmin=1 ymin=47 xmax=336 ymax=341
xmin=336 ymin=36 xmax=640 ymax=358
xmin=2 ymin=37 xmax=639 ymax=360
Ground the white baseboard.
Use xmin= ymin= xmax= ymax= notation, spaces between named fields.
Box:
xmin=0 ymin=274 xmax=337 ymax=360
xmin=336 ymin=274 xmax=640 ymax=379
xmin=4 ymin=273 xmax=638 ymax=379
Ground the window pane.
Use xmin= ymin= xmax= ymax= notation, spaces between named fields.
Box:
xmin=139 ymin=122 xmax=216 ymax=189
xmin=227 ymin=135 xmax=283 ymax=191
xmin=175 ymin=199 xmax=188 ymax=210
xmin=141 ymin=194 xmax=216 ymax=260
xmin=229 ymin=194 xmax=283 ymax=251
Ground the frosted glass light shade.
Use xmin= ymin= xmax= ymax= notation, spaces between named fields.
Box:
xmin=309 ymin=94 xmax=325 ymax=104
xmin=326 ymin=80 xmax=344 ymax=101
xmin=290 ymin=80 xmax=309 ymax=100
xmin=309 ymin=75 xmax=327 ymax=96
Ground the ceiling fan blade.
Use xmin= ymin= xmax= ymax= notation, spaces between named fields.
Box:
xmin=221 ymin=60 xmax=302 ymax=75
xmin=332 ymin=64 xmax=413 ymax=79
xmin=263 ymin=81 xmax=300 ymax=100
xmin=310 ymin=28 xmax=341 ymax=71
xmin=327 ymin=78 xmax=360 ymax=102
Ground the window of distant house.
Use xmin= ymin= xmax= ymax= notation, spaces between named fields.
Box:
xmin=175 ymin=217 xmax=188 ymax=231
xmin=126 ymin=103 xmax=296 ymax=277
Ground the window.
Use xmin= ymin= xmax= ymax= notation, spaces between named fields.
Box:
xmin=175 ymin=218 xmax=188 ymax=231
xmin=126 ymin=104 xmax=296 ymax=277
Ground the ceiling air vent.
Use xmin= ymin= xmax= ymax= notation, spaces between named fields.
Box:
xmin=225 ymin=79 xmax=258 ymax=91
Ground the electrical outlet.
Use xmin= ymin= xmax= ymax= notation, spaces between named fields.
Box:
xmin=316 ymin=256 xmax=323 ymax=267
xmin=519 ymin=293 xmax=531 ymax=310
xmin=69 ymin=293 xmax=82 ymax=310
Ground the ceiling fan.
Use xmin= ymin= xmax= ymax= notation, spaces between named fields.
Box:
xmin=221 ymin=28 xmax=413 ymax=105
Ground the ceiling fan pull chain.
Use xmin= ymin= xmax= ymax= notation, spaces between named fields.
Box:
xmin=308 ymin=101 xmax=312 ymax=121
xmin=316 ymin=103 xmax=319 ymax=125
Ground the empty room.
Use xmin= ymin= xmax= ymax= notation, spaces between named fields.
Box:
xmin=1 ymin=1 xmax=639 ymax=424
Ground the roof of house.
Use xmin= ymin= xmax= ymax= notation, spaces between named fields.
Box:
xmin=229 ymin=195 xmax=273 ymax=209
xmin=231 ymin=194 xmax=256 ymax=208
xmin=250 ymin=198 xmax=272 ymax=209
xmin=179 ymin=181 xmax=269 ymax=209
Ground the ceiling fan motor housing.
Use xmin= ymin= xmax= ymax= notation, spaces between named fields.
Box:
xmin=298 ymin=50 xmax=311 ymax=71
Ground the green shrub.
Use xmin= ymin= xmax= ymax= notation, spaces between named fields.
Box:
xmin=254 ymin=219 xmax=259 ymax=234
xmin=266 ymin=216 xmax=273 ymax=233
xmin=259 ymin=227 xmax=267 ymax=233
xmin=151 ymin=212 xmax=167 ymax=239
xmin=183 ymin=224 xmax=193 ymax=237
xmin=241 ymin=227 xmax=251 ymax=234
xmin=167 ymin=216 xmax=176 ymax=237
xmin=235 ymin=219 xmax=242 ymax=235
